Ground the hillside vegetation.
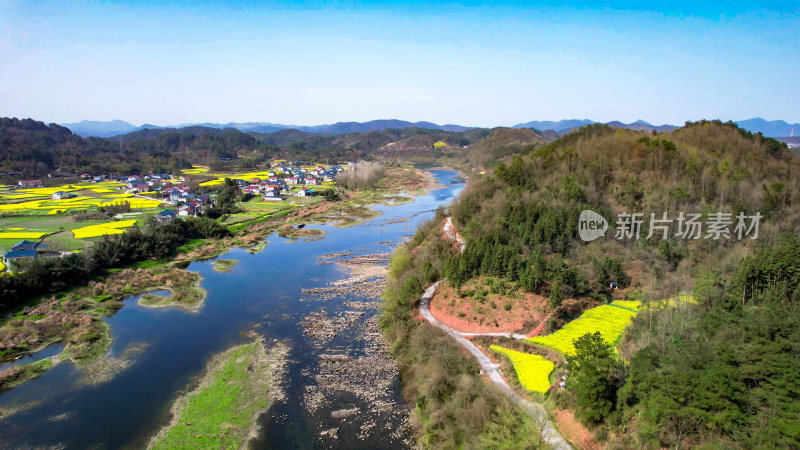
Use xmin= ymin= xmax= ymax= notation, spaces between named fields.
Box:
xmin=2 ymin=117 xmax=554 ymax=178
xmin=382 ymin=120 xmax=800 ymax=448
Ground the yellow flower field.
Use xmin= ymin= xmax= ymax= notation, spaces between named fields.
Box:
xmin=529 ymin=303 xmax=639 ymax=356
xmin=72 ymin=220 xmax=137 ymax=239
xmin=199 ymin=179 xmax=226 ymax=187
xmin=490 ymin=345 xmax=555 ymax=394
xmin=102 ymin=193 xmax=134 ymax=198
xmin=647 ymin=294 xmax=696 ymax=309
xmin=0 ymin=196 xmax=164 ymax=213
xmin=0 ymin=231 xmax=49 ymax=239
xmin=0 ymin=260 xmax=6 ymax=272
xmin=0 ymin=193 xmax=50 ymax=200
xmin=610 ymin=300 xmax=641 ymax=311
xmin=181 ymin=169 xmax=207 ymax=174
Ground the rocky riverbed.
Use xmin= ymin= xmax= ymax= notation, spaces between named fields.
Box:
xmin=298 ymin=250 xmax=412 ymax=446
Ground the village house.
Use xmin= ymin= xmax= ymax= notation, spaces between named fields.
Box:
xmin=176 ymin=204 xmax=195 ymax=217
xmin=52 ymin=191 xmax=76 ymax=200
xmin=157 ymin=209 xmax=177 ymax=223
xmin=2 ymin=240 xmax=47 ymax=269
xmin=263 ymin=187 xmax=281 ymax=199
xmin=17 ymin=179 xmax=42 ymax=188
xmin=243 ymin=185 xmax=261 ymax=196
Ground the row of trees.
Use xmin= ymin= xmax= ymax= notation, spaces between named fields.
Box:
xmin=335 ymin=161 xmax=386 ymax=190
xmin=0 ymin=218 xmax=229 ymax=310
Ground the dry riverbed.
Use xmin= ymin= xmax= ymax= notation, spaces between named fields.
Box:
xmin=299 ymin=250 xmax=412 ymax=445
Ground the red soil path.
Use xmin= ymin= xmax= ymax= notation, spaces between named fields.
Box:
xmin=553 ymin=409 xmax=601 ymax=450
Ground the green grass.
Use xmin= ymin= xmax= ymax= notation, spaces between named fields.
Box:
xmin=0 ymin=211 xmax=161 ymax=252
xmin=0 ymin=358 xmax=55 ymax=391
xmin=150 ymin=341 xmax=278 ymax=449
xmin=211 ymin=259 xmax=238 ymax=272
xmin=221 ymin=213 xmax=260 ymax=225
xmin=137 ymin=273 xmax=206 ymax=311
xmin=247 ymin=241 xmax=268 ymax=253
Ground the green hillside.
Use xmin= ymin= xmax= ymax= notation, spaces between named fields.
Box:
xmin=381 ymin=120 xmax=800 ymax=448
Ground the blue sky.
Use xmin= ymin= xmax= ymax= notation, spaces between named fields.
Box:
xmin=1 ymin=1 xmax=798 ymax=127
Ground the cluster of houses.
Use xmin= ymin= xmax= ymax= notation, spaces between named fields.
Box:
xmin=10 ymin=162 xmax=348 ymax=216
xmin=121 ymin=174 xmax=186 ymax=192
xmin=119 ymin=175 xmax=213 ymax=216
xmin=227 ymin=163 xmax=344 ymax=201
xmin=272 ymin=162 xmax=343 ymax=183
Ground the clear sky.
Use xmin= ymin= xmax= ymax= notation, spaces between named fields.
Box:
xmin=1 ymin=1 xmax=798 ymax=127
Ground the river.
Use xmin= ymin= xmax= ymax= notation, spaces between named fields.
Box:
xmin=0 ymin=169 xmax=464 ymax=449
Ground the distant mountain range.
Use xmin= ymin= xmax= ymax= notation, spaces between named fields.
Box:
xmin=61 ymin=117 xmax=800 ymax=139
xmin=61 ymin=120 xmax=141 ymax=138
xmin=61 ymin=119 xmax=473 ymax=138
xmin=733 ymin=118 xmax=800 ymax=138
xmin=513 ymin=119 xmax=679 ymax=134
xmin=512 ymin=118 xmax=800 ymax=137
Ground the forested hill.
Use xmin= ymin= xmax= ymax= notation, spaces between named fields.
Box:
xmin=447 ymin=120 xmax=795 ymax=308
xmin=453 ymin=122 xmax=799 ymax=447
xmin=0 ymin=117 xmax=192 ymax=177
xmin=383 ymin=120 xmax=800 ymax=448
xmin=1 ymin=117 xmax=557 ymax=178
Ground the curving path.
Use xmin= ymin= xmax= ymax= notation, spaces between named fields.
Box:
xmin=459 ymin=331 xmax=529 ymax=339
xmin=420 ymin=282 xmax=572 ymax=449
xmin=443 ymin=217 xmax=466 ymax=253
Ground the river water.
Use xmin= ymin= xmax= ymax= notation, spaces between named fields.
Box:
xmin=0 ymin=169 xmax=463 ymax=449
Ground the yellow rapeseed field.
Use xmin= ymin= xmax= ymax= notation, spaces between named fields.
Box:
xmin=529 ymin=303 xmax=639 ymax=356
xmin=0 ymin=196 xmax=164 ymax=213
xmin=610 ymin=300 xmax=641 ymax=311
xmin=199 ymin=179 xmax=226 ymax=187
xmin=0 ymin=231 xmax=48 ymax=239
xmin=490 ymin=345 xmax=555 ymax=394
xmin=72 ymin=220 xmax=137 ymax=239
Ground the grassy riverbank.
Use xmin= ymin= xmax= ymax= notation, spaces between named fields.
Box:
xmin=148 ymin=338 xmax=288 ymax=449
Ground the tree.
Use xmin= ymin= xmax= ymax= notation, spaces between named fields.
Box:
xmin=549 ymin=281 xmax=563 ymax=308
xmin=567 ymin=332 xmax=617 ymax=425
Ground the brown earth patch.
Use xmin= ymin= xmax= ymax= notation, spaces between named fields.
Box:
xmin=429 ymin=279 xmax=548 ymax=334
xmin=553 ymin=409 xmax=602 ymax=450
